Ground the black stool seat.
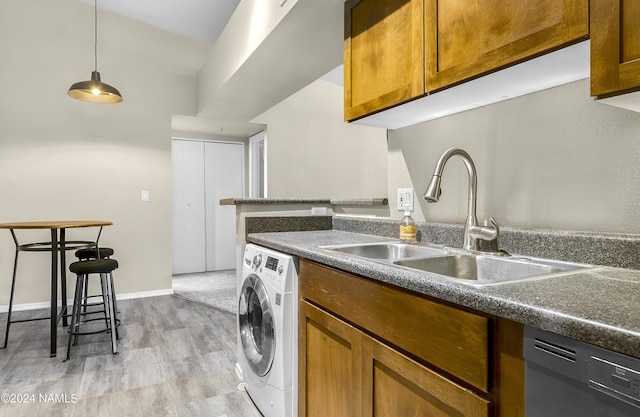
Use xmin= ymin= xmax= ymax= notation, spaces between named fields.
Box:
xmin=75 ymin=247 xmax=114 ymax=259
xmin=66 ymin=258 xmax=119 ymax=361
xmin=70 ymin=259 xmax=118 ymax=275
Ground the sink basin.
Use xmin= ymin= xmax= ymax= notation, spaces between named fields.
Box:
xmin=321 ymin=242 xmax=447 ymax=261
xmin=394 ymin=254 xmax=591 ymax=286
xmin=320 ymin=242 xmax=592 ymax=286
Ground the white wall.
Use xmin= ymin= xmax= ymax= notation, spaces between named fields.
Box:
xmin=253 ymin=79 xmax=388 ymax=199
xmin=0 ymin=0 xmax=209 ymax=305
xmin=198 ymin=0 xmax=298 ymax=108
xmin=196 ymin=0 xmax=344 ymax=124
xmin=388 ymin=79 xmax=640 ymax=234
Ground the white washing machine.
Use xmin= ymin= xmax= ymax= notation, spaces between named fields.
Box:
xmin=239 ymin=244 xmax=298 ymax=417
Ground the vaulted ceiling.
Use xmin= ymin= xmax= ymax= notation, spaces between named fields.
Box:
xmin=78 ymin=0 xmax=240 ymax=44
xmin=76 ymin=0 xmax=343 ymax=137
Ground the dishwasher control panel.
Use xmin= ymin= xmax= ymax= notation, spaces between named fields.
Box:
xmin=589 ymin=355 xmax=640 ymax=408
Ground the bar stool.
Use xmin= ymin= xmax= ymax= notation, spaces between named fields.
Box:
xmin=74 ymin=247 xmax=118 ymax=316
xmin=65 ymin=259 xmax=119 ymax=361
xmin=75 ymin=247 xmax=114 ymax=260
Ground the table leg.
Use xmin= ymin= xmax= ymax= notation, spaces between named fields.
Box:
xmin=60 ymin=228 xmax=68 ymax=328
xmin=1 ymin=248 xmax=19 ymax=349
xmin=50 ymin=229 xmax=58 ymax=358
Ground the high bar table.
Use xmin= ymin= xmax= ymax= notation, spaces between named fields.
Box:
xmin=0 ymin=220 xmax=112 ymax=357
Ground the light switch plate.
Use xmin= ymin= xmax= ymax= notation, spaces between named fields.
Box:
xmin=141 ymin=190 xmax=149 ymax=202
xmin=397 ymin=188 xmax=414 ymax=211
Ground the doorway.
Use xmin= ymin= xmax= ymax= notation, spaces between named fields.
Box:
xmin=249 ymin=131 xmax=266 ymax=198
xmin=171 ymin=139 xmax=244 ymax=275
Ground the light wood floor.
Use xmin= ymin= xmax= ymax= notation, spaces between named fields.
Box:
xmin=0 ymin=295 xmax=262 ymax=417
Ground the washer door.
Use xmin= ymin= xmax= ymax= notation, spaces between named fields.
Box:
xmin=239 ymin=274 xmax=275 ymax=377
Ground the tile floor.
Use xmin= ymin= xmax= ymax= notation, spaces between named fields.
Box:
xmin=0 ymin=295 xmax=262 ymax=417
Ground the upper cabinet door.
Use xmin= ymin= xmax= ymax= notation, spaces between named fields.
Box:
xmin=344 ymin=0 xmax=424 ymax=121
xmin=425 ymin=0 xmax=589 ymax=93
xmin=591 ymin=0 xmax=640 ymax=98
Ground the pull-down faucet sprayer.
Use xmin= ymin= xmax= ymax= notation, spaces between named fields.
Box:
xmin=424 ymin=148 xmax=500 ymax=252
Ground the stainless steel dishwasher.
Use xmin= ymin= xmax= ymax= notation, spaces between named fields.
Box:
xmin=525 ymin=326 xmax=640 ymax=416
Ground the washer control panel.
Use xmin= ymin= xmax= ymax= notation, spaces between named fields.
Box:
xmin=265 ymin=256 xmax=279 ymax=273
xmin=243 ymin=244 xmax=298 ymax=293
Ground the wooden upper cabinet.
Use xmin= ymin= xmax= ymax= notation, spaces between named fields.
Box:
xmin=591 ymin=0 xmax=640 ymax=98
xmin=424 ymin=0 xmax=589 ymax=92
xmin=344 ymin=0 xmax=589 ymax=122
xmin=344 ymin=0 xmax=424 ymax=121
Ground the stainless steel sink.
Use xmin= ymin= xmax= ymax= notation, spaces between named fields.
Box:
xmin=394 ymin=254 xmax=592 ymax=286
xmin=320 ymin=242 xmax=592 ymax=286
xmin=320 ymin=242 xmax=447 ymax=261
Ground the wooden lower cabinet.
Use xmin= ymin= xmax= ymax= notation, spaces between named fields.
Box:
xmin=300 ymin=300 xmax=362 ymax=417
xmin=300 ymin=301 xmax=489 ymax=417
xmin=365 ymin=326 xmax=490 ymax=417
xmin=298 ymin=260 xmax=524 ymax=417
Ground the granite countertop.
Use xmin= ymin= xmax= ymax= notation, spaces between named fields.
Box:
xmin=247 ymin=230 xmax=640 ymax=358
xmin=220 ymin=198 xmax=388 ymax=206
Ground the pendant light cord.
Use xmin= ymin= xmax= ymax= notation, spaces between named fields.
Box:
xmin=68 ymin=0 xmax=123 ymax=103
xmin=94 ymin=0 xmax=98 ymax=72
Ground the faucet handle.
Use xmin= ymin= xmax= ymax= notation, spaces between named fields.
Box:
xmin=469 ymin=217 xmax=498 ymax=240
xmin=487 ymin=217 xmax=499 ymax=236
xmin=475 ymin=217 xmax=502 ymax=253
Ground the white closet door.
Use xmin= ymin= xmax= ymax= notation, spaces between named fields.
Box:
xmin=205 ymin=141 xmax=244 ymax=271
xmin=172 ymin=140 xmax=206 ymax=274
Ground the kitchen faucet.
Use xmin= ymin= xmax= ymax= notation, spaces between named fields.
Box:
xmin=423 ymin=148 xmax=500 ymax=252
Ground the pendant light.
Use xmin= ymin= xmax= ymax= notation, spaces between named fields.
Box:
xmin=67 ymin=0 xmax=123 ymax=104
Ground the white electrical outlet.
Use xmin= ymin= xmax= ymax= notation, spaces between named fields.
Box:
xmin=397 ymin=188 xmax=414 ymax=211
xmin=141 ymin=190 xmax=149 ymax=202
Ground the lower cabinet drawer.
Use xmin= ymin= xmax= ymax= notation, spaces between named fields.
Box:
xmin=300 ymin=300 xmax=491 ymax=417
xmin=300 ymin=260 xmax=490 ymax=392
xmin=365 ymin=329 xmax=490 ymax=417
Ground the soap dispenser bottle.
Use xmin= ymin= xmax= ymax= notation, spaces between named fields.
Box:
xmin=399 ymin=210 xmax=417 ymax=243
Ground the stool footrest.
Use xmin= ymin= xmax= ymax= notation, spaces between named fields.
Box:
xmin=68 ymin=318 xmax=121 ymax=337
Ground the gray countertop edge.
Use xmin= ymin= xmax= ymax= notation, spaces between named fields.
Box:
xmin=329 ymin=198 xmax=388 ymax=206
xmin=220 ymin=198 xmax=388 ymax=206
xmin=246 ymin=230 xmax=640 ymax=358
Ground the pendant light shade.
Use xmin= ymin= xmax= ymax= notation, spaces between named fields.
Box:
xmin=68 ymin=71 xmax=123 ymax=104
xmin=68 ymin=0 xmax=123 ymax=104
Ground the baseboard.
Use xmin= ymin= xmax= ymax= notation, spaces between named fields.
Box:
xmin=116 ymin=289 xmax=175 ymax=301
xmin=0 ymin=289 xmax=175 ymax=313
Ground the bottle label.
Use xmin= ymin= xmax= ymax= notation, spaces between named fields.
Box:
xmin=399 ymin=225 xmax=416 ymax=241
